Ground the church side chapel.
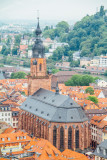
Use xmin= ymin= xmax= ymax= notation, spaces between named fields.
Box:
xmin=18 ymin=18 xmax=91 ymax=152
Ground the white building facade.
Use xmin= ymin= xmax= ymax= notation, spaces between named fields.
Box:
xmin=0 ymin=105 xmax=12 ymax=126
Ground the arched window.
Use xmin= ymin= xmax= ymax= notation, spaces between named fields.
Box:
xmin=75 ymin=127 xmax=79 ymax=149
xmin=68 ymin=126 xmax=72 ymax=149
xmin=39 ymin=63 xmax=42 ymax=71
xmin=53 ymin=126 xmax=57 ymax=147
xmin=39 ymin=123 xmax=41 ymax=137
xmin=84 ymin=125 xmax=87 ymax=148
xmin=60 ymin=126 xmax=64 ymax=150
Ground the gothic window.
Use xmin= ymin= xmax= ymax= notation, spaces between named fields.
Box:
xmin=68 ymin=126 xmax=72 ymax=149
xmin=45 ymin=124 xmax=47 ymax=139
xmin=60 ymin=126 xmax=64 ymax=150
xmin=39 ymin=63 xmax=42 ymax=71
xmin=75 ymin=128 xmax=79 ymax=149
xmin=53 ymin=126 xmax=57 ymax=147
xmin=84 ymin=125 xmax=87 ymax=147
xmin=39 ymin=123 xmax=41 ymax=137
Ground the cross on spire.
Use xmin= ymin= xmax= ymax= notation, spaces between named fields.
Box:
xmin=37 ymin=10 xmax=39 ymax=22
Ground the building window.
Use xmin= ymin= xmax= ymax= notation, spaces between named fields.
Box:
xmin=68 ymin=126 xmax=72 ymax=149
xmin=53 ymin=126 xmax=57 ymax=147
xmin=75 ymin=128 xmax=79 ymax=149
xmin=39 ymin=63 xmax=42 ymax=71
xmin=60 ymin=126 xmax=64 ymax=150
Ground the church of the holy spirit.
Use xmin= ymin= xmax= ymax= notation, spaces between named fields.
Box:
xmin=18 ymin=19 xmax=90 ymax=151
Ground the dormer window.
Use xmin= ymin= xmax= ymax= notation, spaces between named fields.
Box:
xmin=48 ymin=154 xmax=52 ymax=157
xmin=103 ymin=149 xmax=106 ymax=155
xmin=97 ymin=147 xmax=100 ymax=153
xmin=8 ymin=137 xmax=10 ymax=141
xmin=2 ymin=138 xmax=4 ymax=141
xmin=17 ymin=137 xmax=19 ymax=140
xmin=24 ymin=136 xmax=26 ymax=139
xmin=31 ymin=145 xmax=34 ymax=149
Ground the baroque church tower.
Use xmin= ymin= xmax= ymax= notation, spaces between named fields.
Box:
xmin=28 ymin=18 xmax=51 ymax=95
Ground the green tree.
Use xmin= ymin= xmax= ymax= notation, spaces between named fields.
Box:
xmin=45 ymin=46 xmax=49 ymax=53
xmin=43 ymin=7 xmax=107 ymax=58
xmin=52 ymin=69 xmax=60 ymax=74
xmin=104 ymin=16 xmax=107 ymax=22
xmin=100 ymin=6 xmax=105 ymax=17
xmin=70 ymin=60 xmax=80 ymax=67
xmin=104 ymin=70 xmax=107 ymax=76
xmin=87 ymin=96 xmax=98 ymax=104
xmin=11 ymin=71 xmax=26 ymax=79
xmin=12 ymin=47 xmax=18 ymax=55
xmin=44 ymin=26 xmax=50 ymax=31
xmin=52 ymin=47 xmax=64 ymax=61
xmin=6 ymin=36 xmax=12 ymax=46
xmin=81 ymin=75 xmax=94 ymax=86
xmin=43 ymin=21 xmax=69 ymax=40
xmin=23 ymin=61 xmax=30 ymax=68
xmin=43 ymin=29 xmax=55 ymax=40
xmin=56 ymin=21 xmax=69 ymax=33
xmin=65 ymin=74 xmax=95 ymax=86
xmin=0 ymin=45 xmax=10 ymax=56
xmin=15 ymin=35 xmax=21 ymax=46
xmin=85 ymin=87 xmax=94 ymax=95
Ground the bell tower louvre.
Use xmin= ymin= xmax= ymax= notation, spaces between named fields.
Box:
xmin=28 ymin=18 xmax=51 ymax=95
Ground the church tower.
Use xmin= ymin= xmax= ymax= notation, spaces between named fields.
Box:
xmin=28 ymin=18 xmax=51 ymax=95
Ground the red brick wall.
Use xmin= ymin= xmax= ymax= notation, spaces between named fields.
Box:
xmin=19 ymin=110 xmax=90 ymax=151
xmin=28 ymin=58 xmax=51 ymax=95
xmin=28 ymin=75 xmax=51 ymax=95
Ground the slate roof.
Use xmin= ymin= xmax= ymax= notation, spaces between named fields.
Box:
xmin=94 ymin=140 xmax=107 ymax=159
xmin=20 ymin=88 xmax=88 ymax=123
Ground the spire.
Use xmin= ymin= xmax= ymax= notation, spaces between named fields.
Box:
xmin=32 ymin=15 xmax=45 ymax=58
xmin=35 ymin=14 xmax=42 ymax=36
xmin=55 ymin=81 xmax=59 ymax=95
xmin=37 ymin=16 xmax=40 ymax=28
